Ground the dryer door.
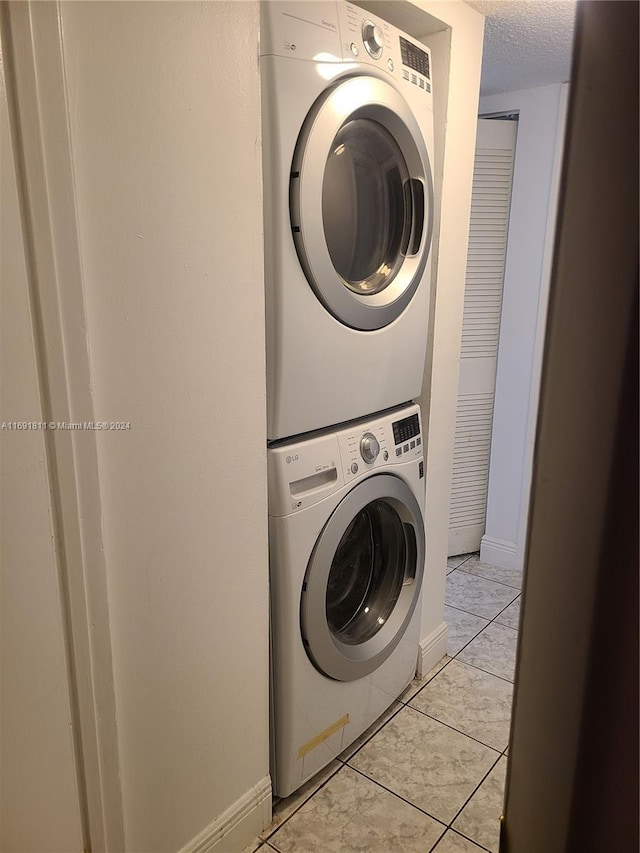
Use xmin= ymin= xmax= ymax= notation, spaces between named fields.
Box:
xmin=290 ymin=75 xmax=434 ymax=331
xmin=301 ymin=474 xmax=425 ymax=682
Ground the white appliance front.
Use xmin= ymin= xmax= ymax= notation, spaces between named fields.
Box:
xmin=268 ymin=404 xmax=426 ymax=797
xmin=261 ymin=1 xmax=435 ymax=440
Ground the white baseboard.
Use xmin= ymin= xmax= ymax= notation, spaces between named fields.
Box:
xmin=416 ymin=621 xmax=448 ymax=679
xmin=480 ymin=536 xmax=518 ymax=570
xmin=179 ymin=775 xmax=272 ymax=853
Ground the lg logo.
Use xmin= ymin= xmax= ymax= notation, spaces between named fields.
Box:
xmin=285 ymin=454 xmax=299 ymax=464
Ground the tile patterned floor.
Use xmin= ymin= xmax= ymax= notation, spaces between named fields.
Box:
xmin=248 ymin=553 xmax=521 ymax=853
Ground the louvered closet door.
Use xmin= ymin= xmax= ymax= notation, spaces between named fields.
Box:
xmin=448 ymin=118 xmax=517 ymax=556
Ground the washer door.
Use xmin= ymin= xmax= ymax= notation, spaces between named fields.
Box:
xmin=290 ymin=74 xmax=434 ymax=331
xmin=301 ymin=474 xmax=425 ymax=682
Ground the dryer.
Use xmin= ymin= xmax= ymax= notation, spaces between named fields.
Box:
xmin=261 ymin=2 xmax=435 ymax=440
xmin=268 ymin=403 xmax=425 ymax=796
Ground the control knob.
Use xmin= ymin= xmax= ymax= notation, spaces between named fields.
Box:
xmin=362 ymin=21 xmax=384 ymax=58
xmin=360 ymin=432 xmax=380 ymax=464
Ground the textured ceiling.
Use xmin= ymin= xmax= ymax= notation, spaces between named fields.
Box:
xmin=466 ymin=0 xmax=577 ymax=96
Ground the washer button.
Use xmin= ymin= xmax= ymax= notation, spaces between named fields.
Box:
xmin=395 ymin=447 xmax=402 ymax=457
xmin=360 ymin=432 xmax=380 ymax=464
xmin=350 ymin=42 xmax=359 ymax=56
xmin=387 ymin=58 xmax=394 ymax=71
xmin=410 ymin=440 xmax=416 ymax=449
xmin=351 ymin=462 xmax=359 ymax=474
xmin=383 ymin=450 xmax=389 ymax=461
xmin=403 ymin=444 xmax=409 ymax=453
xmin=402 ymin=70 xmax=410 ymax=80
xmin=417 ymin=436 xmax=422 ymax=446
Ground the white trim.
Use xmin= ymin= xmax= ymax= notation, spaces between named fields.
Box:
xmin=179 ymin=777 xmax=272 ymax=853
xmin=515 ymin=82 xmax=570 ymax=575
xmin=416 ymin=621 xmax=448 ymax=679
xmin=5 ymin=3 xmax=123 ymax=849
xmin=480 ymin=535 xmax=517 ymax=570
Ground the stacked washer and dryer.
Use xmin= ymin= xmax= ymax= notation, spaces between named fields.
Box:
xmin=261 ymin=1 xmax=435 ymax=798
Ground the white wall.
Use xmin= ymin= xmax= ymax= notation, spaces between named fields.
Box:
xmin=480 ymin=83 xmax=569 ymax=571
xmin=59 ymin=3 xmax=269 ymax=851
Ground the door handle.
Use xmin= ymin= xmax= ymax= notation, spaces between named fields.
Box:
xmin=408 ymin=178 xmax=424 ymax=257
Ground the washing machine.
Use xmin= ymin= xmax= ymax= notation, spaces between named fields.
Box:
xmin=268 ymin=403 xmax=425 ymax=796
xmin=261 ymin=2 xmax=435 ymax=441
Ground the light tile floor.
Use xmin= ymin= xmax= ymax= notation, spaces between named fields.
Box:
xmin=248 ymin=552 xmax=521 ymax=853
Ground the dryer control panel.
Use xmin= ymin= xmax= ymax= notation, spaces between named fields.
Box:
xmin=339 ymin=3 xmax=433 ymax=100
xmin=259 ymin=2 xmax=433 ymax=109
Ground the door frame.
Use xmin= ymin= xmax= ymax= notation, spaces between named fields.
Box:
xmin=478 ymin=84 xmax=570 ymax=570
xmin=3 ymin=3 xmax=124 ymax=849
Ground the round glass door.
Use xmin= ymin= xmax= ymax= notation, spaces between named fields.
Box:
xmin=290 ymin=75 xmax=434 ymax=331
xmin=301 ymin=474 xmax=425 ymax=682
xmin=322 ymin=119 xmax=411 ymax=296
xmin=326 ymin=500 xmax=408 ymax=645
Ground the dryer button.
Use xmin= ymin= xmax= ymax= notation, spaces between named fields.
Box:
xmin=351 ymin=462 xmax=359 ymax=474
xmin=350 ymin=42 xmax=359 ymax=57
xmin=387 ymin=59 xmax=394 ymax=72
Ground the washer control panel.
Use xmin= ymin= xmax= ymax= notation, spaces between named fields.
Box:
xmin=338 ymin=404 xmax=423 ymax=485
xmin=268 ymin=404 xmax=424 ymax=516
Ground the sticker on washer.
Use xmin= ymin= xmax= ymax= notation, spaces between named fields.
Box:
xmin=297 ymin=713 xmax=350 ymax=759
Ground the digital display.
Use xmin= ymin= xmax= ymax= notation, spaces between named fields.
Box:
xmin=399 ymin=36 xmax=430 ymax=80
xmin=393 ymin=413 xmax=420 ymax=446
